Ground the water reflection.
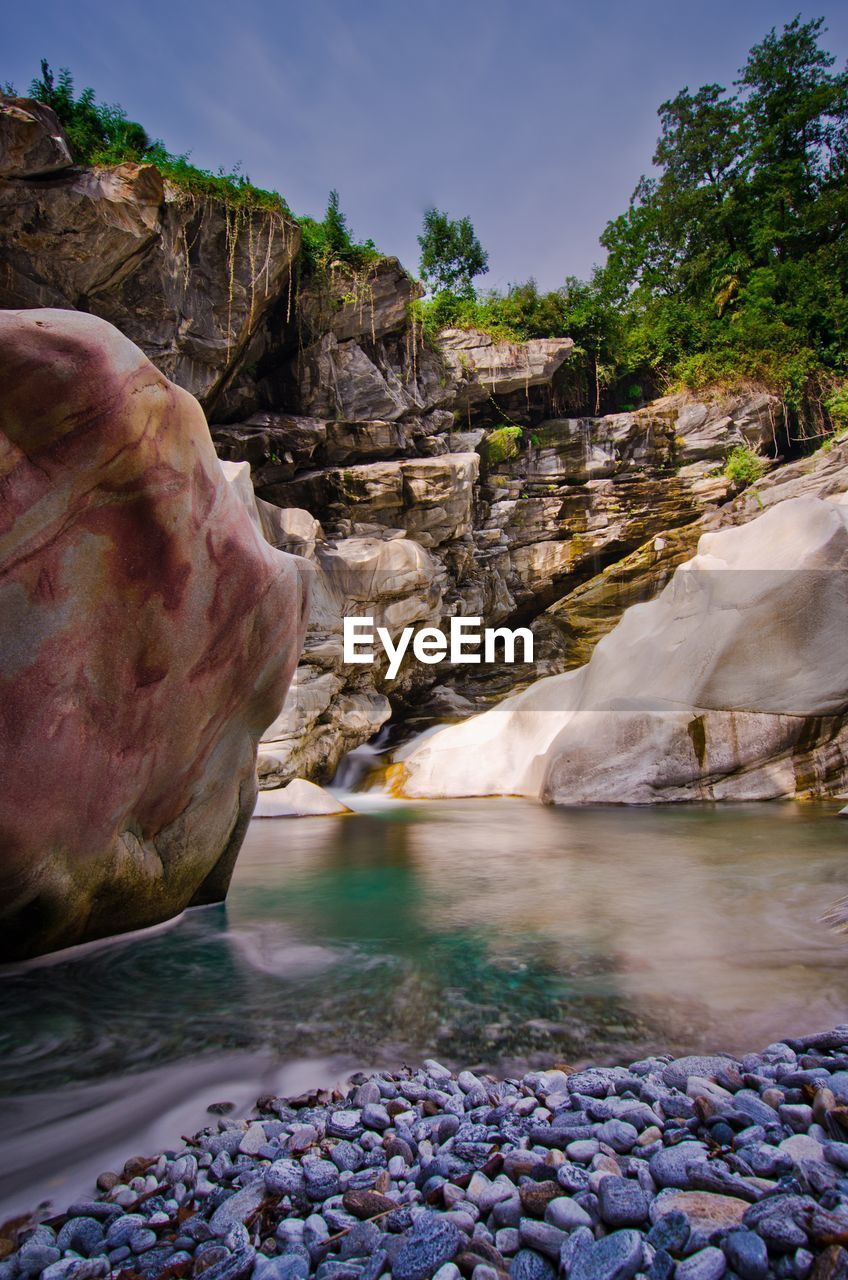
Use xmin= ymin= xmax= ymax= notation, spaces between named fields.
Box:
xmin=1 ymin=799 xmax=847 ymax=1216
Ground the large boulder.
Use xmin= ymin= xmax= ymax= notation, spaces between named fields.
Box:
xmin=436 ymin=328 xmax=574 ymax=406
xmin=396 ymin=495 xmax=848 ymax=804
xmin=0 ymin=309 xmax=308 ymax=961
xmin=296 ymin=256 xmax=422 ymax=343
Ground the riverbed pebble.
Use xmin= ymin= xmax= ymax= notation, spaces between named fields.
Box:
xmin=7 ymin=1028 xmax=848 ymax=1279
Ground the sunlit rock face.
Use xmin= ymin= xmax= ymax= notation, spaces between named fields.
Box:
xmin=397 ymin=496 xmax=848 ymax=804
xmin=544 ymin=434 xmax=848 ymax=670
xmin=0 ymin=310 xmax=308 ymax=961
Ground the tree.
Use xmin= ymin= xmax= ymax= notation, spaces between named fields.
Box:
xmin=418 ymin=208 xmax=489 ymax=296
xmin=322 ymin=190 xmax=351 ymax=258
xmin=597 ymin=16 xmax=848 ymax=401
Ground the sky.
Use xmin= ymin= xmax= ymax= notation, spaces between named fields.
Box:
xmin=5 ymin=0 xmax=848 ymax=291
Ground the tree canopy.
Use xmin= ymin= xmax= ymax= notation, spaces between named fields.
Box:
xmin=418 ymin=208 xmax=489 ymax=296
xmin=416 ymin=15 xmax=848 ymax=429
xmin=599 ymin=15 xmax=848 ymax=405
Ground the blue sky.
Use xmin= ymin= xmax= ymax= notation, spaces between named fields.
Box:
xmin=5 ymin=0 xmax=848 ymax=290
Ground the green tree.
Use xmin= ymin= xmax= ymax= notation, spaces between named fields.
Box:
xmin=322 ymin=190 xmax=351 ymax=257
xmin=418 ymin=208 xmax=489 ymax=296
xmin=599 ymin=16 xmax=848 ymax=404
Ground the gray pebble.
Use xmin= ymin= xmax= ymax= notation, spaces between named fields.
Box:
xmin=509 ymin=1250 xmax=556 ymax=1280
xmin=56 ymin=1219 xmax=104 ymax=1258
xmin=723 ymin=1231 xmax=769 ymax=1280
xmin=518 ymin=1219 xmax=566 ymax=1259
xmin=392 ymin=1212 xmax=461 ymax=1280
xmin=597 ymin=1175 xmax=650 ymax=1226
xmin=676 ymin=1247 xmax=727 ymax=1280
xmin=569 ymin=1228 xmax=645 ymax=1280
xmin=543 ymin=1196 xmax=593 ymax=1230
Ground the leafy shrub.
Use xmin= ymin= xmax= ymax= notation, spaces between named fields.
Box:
xmin=418 ymin=209 xmax=488 ymax=296
xmin=297 ymin=191 xmax=379 ymax=275
xmin=28 ymin=61 xmax=290 ymax=214
xmin=826 ymin=384 xmax=848 ymax=432
xmin=724 ymin=444 xmax=765 ymax=486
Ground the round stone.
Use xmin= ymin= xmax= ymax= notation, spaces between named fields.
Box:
xmin=56 ymin=1218 xmax=105 ymax=1258
xmin=509 ymin=1251 xmax=556 ymax=1280
xmin=568 ymin=1229 xmax=645 ymax=1280
xmin=596 ymin=1176 xmax=650 ymax=1227
xmin=676 ymin=1247 xmax=727 ymax=1280
xmin=543 ymin=1197 xmax=593 ymax=1231
xmin=723 ymin=1231 xmax=769 ymax=1280
xmin=392 ymin=1213 xmax=461 ymax=1280
xmin=650 ymin=1190 xmax=748 ymax=1251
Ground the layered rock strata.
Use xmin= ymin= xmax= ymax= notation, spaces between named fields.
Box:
xmin=397 ymin=496 xmax=848 ymax=803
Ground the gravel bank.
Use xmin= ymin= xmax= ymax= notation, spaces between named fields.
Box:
xmin=5 ymin=1028 xmax=848 ymax=1280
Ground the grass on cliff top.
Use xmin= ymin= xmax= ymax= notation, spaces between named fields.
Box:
xmin=18 ymin=64 xmax=290 ymax=215
xmin=20 ymin=63 xmax=387 ymax=266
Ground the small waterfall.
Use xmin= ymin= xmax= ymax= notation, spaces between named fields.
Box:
xmin=331 ymin=739 xmax=386 ymax=792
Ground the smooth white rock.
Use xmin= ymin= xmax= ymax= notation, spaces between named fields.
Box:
xmin=398 ymin=496 xmax=848 ymax=804
xmin=253 ymin=778 xmax=351 ymax=818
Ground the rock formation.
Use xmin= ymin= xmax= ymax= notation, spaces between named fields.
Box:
xmin=0 ymin=309 xmax=307 ymax=961
xmin=0 ymin=95 xmax=300 ymax=416
xmin=396 ymin=495 xmax=848 ymax=803
xmin=0 ymin=96 xmax=72 ymax=177
xmin=5 ymin=99 xmax=846 ymax=802
xmin=226 ymin=378 xmax=789 ymax=785
xmin=544 ymin=433 xmax=848 ymax=671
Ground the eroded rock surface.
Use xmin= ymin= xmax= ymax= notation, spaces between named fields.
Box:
xmin=0 ymin=95 xmax=72 ymax=177
xmin=0 ymin=94 xmax=300 ymax=415
xmin=208 ymin=347 xmax=798 ymax=783
xmin=397 ymin=496 xmax=848 ymax=803
xmin=0 ymin=310 xmax=307 ymax=961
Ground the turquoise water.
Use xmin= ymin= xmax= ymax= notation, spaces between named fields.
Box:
xmin=1 ymin=797 xmax=847 ymax=1216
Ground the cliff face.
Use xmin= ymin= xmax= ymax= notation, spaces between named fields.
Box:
xmin=216 ymin=294 xmax=785 ymax=785
xmin=0 ymin=96 xmax=301 ymax=417
xmin=398 ymin=494 xmax=848 ymax=804
xmin=6 ymin=94 xmax=841 ymax=795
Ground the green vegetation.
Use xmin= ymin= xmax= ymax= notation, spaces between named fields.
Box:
xmin=825 ymin=384 xmax=848 ymax=432
xmin=599 ymin=15 xmax=848 ymax=413
xmin=297 ymin=189 xmax=380 ymax=275
xmin=724 ymin=444 xmax=766 ymax=485
xmin=482 ymin=426 xmax=524 ymax=466
xmin=415 ymin=274 xmax=629 ymax=415
xmin=27 ymin=62 xmax=289 ymax=214
xmin=13 ymin=20 xmax=848 ymax=440
xmin=21 ymin=61 xmax=384 ymax=294
xmin=418 ymin=208 xmax=489 ymax=296
xmin=416 ymin=17 xmax=848 ymax=435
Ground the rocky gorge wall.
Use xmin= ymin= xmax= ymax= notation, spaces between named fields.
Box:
xmin=216 ymin=348 xmax=789 ymax=787
xmin=4 ymin=92 xmax=845 ymax=801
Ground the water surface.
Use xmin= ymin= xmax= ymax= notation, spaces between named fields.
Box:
xmin=1 ymin=798 xmax=846 ymax=1218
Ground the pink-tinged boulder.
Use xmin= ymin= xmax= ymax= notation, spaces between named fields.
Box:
xmin=0 ymin=309 xmax=309 ymax=961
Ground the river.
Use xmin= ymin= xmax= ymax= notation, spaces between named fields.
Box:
xmin=1 ymin=797 xmax=846 ymax=1219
